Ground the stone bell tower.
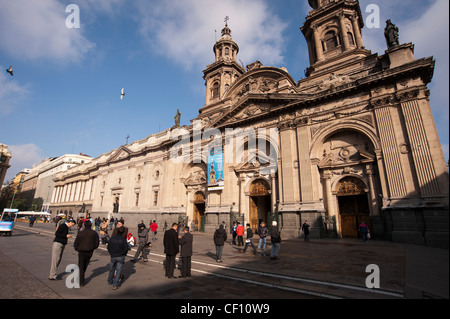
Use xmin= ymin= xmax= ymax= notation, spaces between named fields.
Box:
xmin=203 ymin=18 xmax=245 ymax=107
xmin=301 ymin=0 xmax=370 ymax=77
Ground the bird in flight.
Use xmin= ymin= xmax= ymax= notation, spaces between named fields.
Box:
xmin=6 ymin=66 xmax=13 ymax=76
xmin=120 ymin=88 xmax=125 ymax=100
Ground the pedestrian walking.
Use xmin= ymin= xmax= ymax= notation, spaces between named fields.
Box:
xmin=109 ymin=217 xmax=115 ymax=230
xmin=301 ymin=220 xmax=310 ymax=242
xmin=163 ymin=223 xmax=179 ymax=278
xmin=179 ymin=226 xmax=193 ymax=278
xmin=132 ymin=222 xmax=149 ymax=262
xmin=257 ymin=222 xmax=268 ymax=250
xmin=213 ymin=224 xmax=227 ymax=262
xmin=358 ymin=221 xmax=370 ymax=242
xmin=49 ymin=219 xmax=76 ymax=281
xmin=270 ymin=221 xmax=281 ymax=260
xmin=150 ymin=220 xmax=158 ymax=241
xmin=231 ymin=221 xmax=237 ymax=245
xmin=236 ymin=222 xmax=245 ymax=246
xmin=29 ymin=216 xmax=36 ymax=227
xmin=240 ymin=224 xmax=257 ymax=255
xmin=73 ymin=220 xmax=100 ymax=287
xmin=107 ymin=226 xmax=130 ymax=290
xmin=191 ymin=220 xmax=195 ymax=233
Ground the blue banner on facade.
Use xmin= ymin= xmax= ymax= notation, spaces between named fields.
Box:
xmin=208 ymin=148 xmax=224 ymax=190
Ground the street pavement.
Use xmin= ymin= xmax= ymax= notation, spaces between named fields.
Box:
xmin=0 ymin=221 xmax=448 ymax=301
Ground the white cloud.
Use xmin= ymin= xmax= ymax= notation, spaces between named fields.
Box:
xmin=361 ymin=0 xmax=449 ymax=145
xmin=4 ymin=144 xmax=45 ymax=182
xmin=73 ymin=0 xmax=126 ymax=21
xmin=0 ymin=0 xmax=94 ymax=63
xmin=402 ymin=0 xmax=449 ymax=123
xmin=0 ymin=67 xmax=29 ymax=115
xmin=136 ymin=0 xmax=288 ymax=70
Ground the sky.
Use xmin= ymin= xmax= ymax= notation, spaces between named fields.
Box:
xmin=1 ymin=0 xmax=448 ymax=183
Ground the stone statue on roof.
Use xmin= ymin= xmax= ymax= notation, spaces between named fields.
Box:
xmin=174 ymin=109 xmax=181 ymax=127
xmin=385 ymin=19 xmax=400 ymax=49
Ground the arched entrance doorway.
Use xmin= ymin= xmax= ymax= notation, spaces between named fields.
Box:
xmin=193 ymin=192 xmax=206 ymax=232
xmin=337 ymin=177 xmax=371 ymax=238
xmin=249 ymin=179 xmax=271 ymax=233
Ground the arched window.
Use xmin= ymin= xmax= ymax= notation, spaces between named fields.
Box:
xmin=324 ymin=31 xmax=338 ymax=50
xmin=212 ymin=82 xmax=220 ymax=99
xmin=347 ymin=32 xmax=355 ymax=46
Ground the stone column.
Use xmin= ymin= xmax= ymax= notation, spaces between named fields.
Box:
xmin=365 ymin=164 xmax=379 ymax=216
xmin=338 ymin=13 xmax=351 ymax=51
xmin=312 ymin=24 xmax=325 ymax=62
xmin=270 ymin=173 xmax=277 ymax=213
xmin=351 ymin=14 xmax=364 ymax=49
xmin=239 ymin=175 xmax=246 ymax=215
xmin=322 ymin=170 xmax=335 ymax=217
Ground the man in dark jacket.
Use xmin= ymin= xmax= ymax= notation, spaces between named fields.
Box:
xmin=213 ymin=224 xmax=227 ymax=262
xmin=74 ymin=220 xmax=100 ymax=287
xmin=107 ymin=226 xmax=130 ymax=290
xmin=257 ymin=222 xmax=269 ymax=250
xmin=132 ymin=221 xmax=149 ymax=262
xmin=163 ymin=223 xmax=179 ymax=278
xmin=49 ymin=219 xmax=76 ymax=280
xmin=179 ymin=226 xmax=193 ymax=278
xmin=240 ymin=223 xmax=257 ymax=255
xmin=270 ymin=221 xmax=281 ymax=260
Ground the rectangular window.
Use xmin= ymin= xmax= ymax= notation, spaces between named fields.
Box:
xmin=153 ymin=191 xmax=158 ymax=206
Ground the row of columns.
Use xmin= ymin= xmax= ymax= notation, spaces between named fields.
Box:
xmin=51 ymin=178 xmax=95 ymax=204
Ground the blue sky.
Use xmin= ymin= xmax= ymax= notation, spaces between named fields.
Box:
xmin=1 ymin=0 xmax=448 ymax=182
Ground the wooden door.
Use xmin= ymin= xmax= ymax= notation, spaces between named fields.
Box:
xmin=338 ymin=195 xmax=371 ymax=238
xmin=249 ymin=197 xmax=258 ymax=232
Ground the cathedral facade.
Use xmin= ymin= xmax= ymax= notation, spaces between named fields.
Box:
xmin=50 ymin=0 xmax=449 ymax=248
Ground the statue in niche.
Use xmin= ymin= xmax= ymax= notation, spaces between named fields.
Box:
xmin=113 ymin=197 xmax=119 ymax=214
xmin=384 ymin=19 xmax=399 ymax=49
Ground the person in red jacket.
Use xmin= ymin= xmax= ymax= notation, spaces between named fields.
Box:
xmin=150 ymin=220 xmax=158 ymax=241
xmin=235 ymin=222 xmax=245 ymax=246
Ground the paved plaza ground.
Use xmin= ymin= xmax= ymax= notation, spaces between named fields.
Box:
xmin=0 ymin=221 xmax=448 ymax=307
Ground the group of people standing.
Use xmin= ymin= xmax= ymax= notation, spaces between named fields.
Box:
xmin=48 ymin=217 xmax=160 ymax=290
xmin=49 ymin=218 xmax=101 ymax=288
xmin=217 ymin=220 xmax=282 ymax=261
xmin=48 ymin=215 xmax=371 ymax=291
xmin=163 ymin=223 xmax=193 ymax=279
